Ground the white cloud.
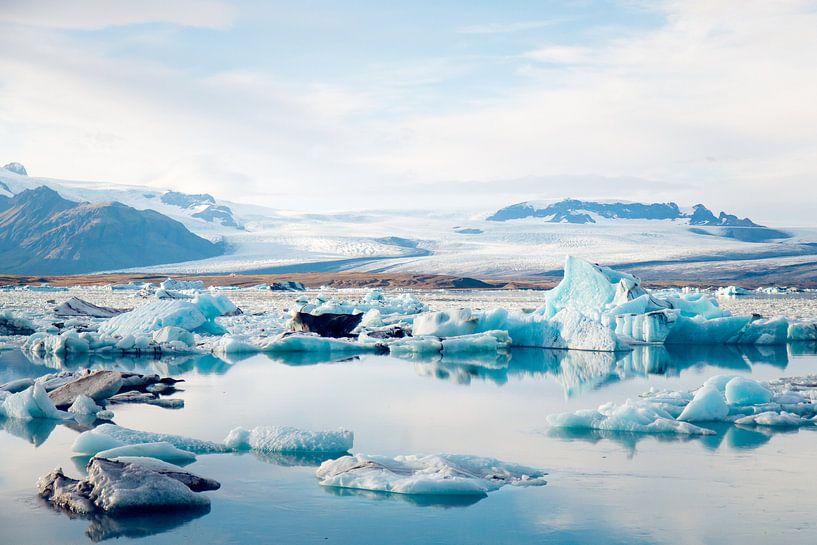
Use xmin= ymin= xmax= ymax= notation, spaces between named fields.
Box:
xmin=1 ymin=0 xmax=817 ymax=224
xmin=0 ymin=0 xmax=236 ymax=30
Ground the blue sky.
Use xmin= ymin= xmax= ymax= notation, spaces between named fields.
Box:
xmin=1 ymin=1 xmax=816 ymax=224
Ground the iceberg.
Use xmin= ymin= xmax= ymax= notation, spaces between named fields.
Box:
xmin=316 ymin=453 xmax=546 ymax=496
xmin=94 ymin=442 xmax=198 ymax=464
xmin=38 ymin=457 xmax=218 ymax=514
xmin=677 ymin=384 xmax=730 ymax=422
xmin=412 ymin=307 xmax=627 ymax=352
xmin=0 ymin=310 xmax=36 ymax=336
xmin=98 ymin=293 xmax=236 ymax=338
xmin=224 ymin=426 xmax=353 ymax=453
xmin=73 ymin=424 xmax=229 ymax=456
xmin=547 ymin=399 xmax=714 ymax=435
xmin=0 ymin=383 xmax=67 ymax=420
xmin=734 ymin=411 xmax=809 ymax=427
xmin=548 ymin=374 xmax=817 ymax=436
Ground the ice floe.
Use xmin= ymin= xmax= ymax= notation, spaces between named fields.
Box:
xmin=38 ymin=456 xmax=219 ymax=514
xmin=224 ymin=426 xmax=353 ymax=453
xmin=548 ymin=374 xmax=817 ymax=435
xmin=316 ymin=453 xmax=546 ymax=496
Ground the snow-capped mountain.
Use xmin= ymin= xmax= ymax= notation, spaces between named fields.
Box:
xmin=488 ymin=199 xmax=759 ymax=227
xmin=0 ymin=185 xmax=222 ymax=275
xmin=2 ymin=163 xmax=817 ymax=283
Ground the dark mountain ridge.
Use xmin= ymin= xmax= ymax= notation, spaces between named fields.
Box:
xmin=0 ymin=186 xmax=223 ymax=275
xmin=488 ymin=198 xmax=759 ymax=226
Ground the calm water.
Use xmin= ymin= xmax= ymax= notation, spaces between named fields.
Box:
xmin=1 ymin=344 xmax=817 ymax=544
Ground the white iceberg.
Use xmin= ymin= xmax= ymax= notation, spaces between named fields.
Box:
xmin=548 ymin=374 xmax=817 ymax=436
xmin=547 ymin=399 xmax=714 ymax=435
xmin=0 ymin=383 xmax=68 ymax=420
xmin=94 ymin=442 xmax=198 ymax=464
xmin=73 ymin=424 xmax=229 ymax=456
xmin=316 ymin=453 xmax=546 ymax=496
xmin=224 ymin=426 xmax=353 ymax=453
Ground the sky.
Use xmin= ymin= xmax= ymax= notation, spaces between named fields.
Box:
xmin=1 ymin=0 xmax=816 ymax=225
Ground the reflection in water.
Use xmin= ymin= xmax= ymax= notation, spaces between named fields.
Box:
xmin=546 ymin=423 xmax=795 ymax=456
xmin=251 ymin=450 xmax=350 ymax=467
xmin=321 ymin=485 xmax=485 ymax=508
xmin=0 ymin=415 xmax=60 ymax=446
xmin=39 ymin=498 xmax=210 ymax=543
xmin=410 ymin=343 xmax=804 ymax=397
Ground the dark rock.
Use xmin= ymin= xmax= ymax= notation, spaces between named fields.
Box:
xmin=290 ymin=312 xmax=363 ymax=338
xmin=0 ymin=186 xmax=223 ymax=275
xmin=48 ymin=371 xmax=124 ymax=408
xmin=270 ymin=281 xmax=306 ymax=291
xmin=55 ymin=297 xmax=127 ymax=318
xmin=365 ymin=325 xmax=410 ymax=339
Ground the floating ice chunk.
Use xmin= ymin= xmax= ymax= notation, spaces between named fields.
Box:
xmin=724 ymin=377 xmax=773 ymax=406
xmin=613 ymin=310 xmax=678 ymax=343
xmin=224 ymin=426 xmax=353 ymax=453
xmin=788 ymin=321 xmax=817 ymax=341
xmin=152 ymin=326 xmax=195 ymax=347
xmin=23 ymin=331 xmax=92 ymax=356
xmin=67 ymin=395 xmax=104 ymax=415
xmin=95 ymin=442 xmax=197 ymax=464
xmin=677 ymin=384 xmax=729 ymax=422
xmin=0 ymin=310 xmax=36 ymax=335
xmin=412 ymin=307 xmax=626 ymax=352
xmin=552 ymin=308 xmax=628 ymax=351
xmin=547 ymin=399 xmax=714 ymax=435
xmin=160 ymin=278 xmax=205 ymax=291
xmin=38 ymin=457 xmax=218 ymax=514
xmin=441 ymin=331 xmax=510 ymax=354
xmin=316 ymin=453 xmax=546 ymax=496
xmin=545 ymin=256 xmax=646 ymax=319
xmin=1 ymin=383 xmax=68 ymax=420
xmin=261 ymin=333 xmax=381 ymax=354
xmin=734 ymin=411 xmax=810 ymax=427
xmin=213 ymin=335 xmax=259 ymax=355
xmin=736 ymin=317 xmax=788 ymax=345
xmin=73 ymin=424 xmax=229 ymax=456
xmin=665 ymin=316 xmax=753 ymax=345
xmin=98 ymin=294 xmax=236 ymax=338
xmin=716 ymin=286 xmax=751 ymax=297
xmin=388 ymin=336 xmax=443 ymax=355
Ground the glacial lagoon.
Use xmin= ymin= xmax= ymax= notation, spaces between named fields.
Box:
xmin=2 ymin=332 xmax=816 ymax=544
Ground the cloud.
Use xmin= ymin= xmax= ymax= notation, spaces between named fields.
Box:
xmin=457 ymin=20 xmax=558 ymax=34
xmin=1 ymin=0 xmax=817 ymax=224
xmin=0 ymin=0 xmax=236 ymax=30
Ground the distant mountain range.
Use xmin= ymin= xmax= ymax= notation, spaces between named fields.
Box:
xmin=2 ymin=162 xmax=816 ymax=284
xmin=0 ymin=186 xmax=222 ymax=275
xmin=488 ymin=199 xmax=758 ymax=226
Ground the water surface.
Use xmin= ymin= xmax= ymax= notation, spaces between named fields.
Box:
xmin=1 ymin=344 xmax=816 ymax=544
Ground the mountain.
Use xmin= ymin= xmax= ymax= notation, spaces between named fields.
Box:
xmin=487 ymin=199 xmax=759 ymax=226
xmin=0 ymin=186 xmax=223 ymax=275
xmin=1 ymin=165 xmax=816 ymax=283
xmin=160 ymin=190 xmax=240 ymax=228
xmin=2 ymin=162 xmax=27 ymax=176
